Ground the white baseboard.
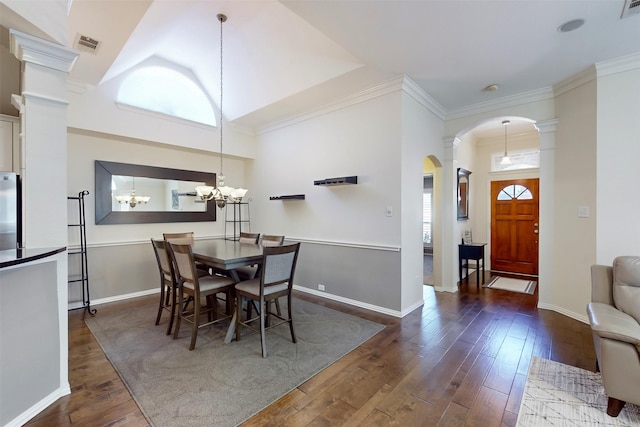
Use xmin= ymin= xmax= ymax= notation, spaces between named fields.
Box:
xmin=69 ymin=288 xmax=159 ymax=310
xmin=6 ymin=385 xmax=70 ymax=427
xmin=537 ymin=302 xmax=589 ymax=324
xmin=293 ymin=284 xmax=422 ymax=318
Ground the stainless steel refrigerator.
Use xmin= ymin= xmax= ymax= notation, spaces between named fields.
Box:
xmin=0 ymin=172 xmax=21 ymax=250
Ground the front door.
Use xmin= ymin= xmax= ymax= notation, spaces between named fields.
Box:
xmin=490 ymin=178 xmax=539 ymax=276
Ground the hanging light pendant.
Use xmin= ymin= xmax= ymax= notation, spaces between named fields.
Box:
xmin=115 ymin=177 xmax=150 ymax=208
xmin=500 ymin=119 xmax=512 ymax=165
xmin=195 ymin=13 xmax=247 ymax=208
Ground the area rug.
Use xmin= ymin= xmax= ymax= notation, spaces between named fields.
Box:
xmin=483 ymin=276 xmax=537 ymax=294
xmin=517 ymin=357 xmax=640 ymax=426
xmin=85 ymin=299 xmax=385 ymax=427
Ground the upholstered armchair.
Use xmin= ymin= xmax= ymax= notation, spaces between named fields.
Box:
xmin=587 ymin=256 xmax=640 ymax=417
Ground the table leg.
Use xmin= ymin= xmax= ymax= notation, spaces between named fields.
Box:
xmin=224 ymin=269 xmax=241 ymax=344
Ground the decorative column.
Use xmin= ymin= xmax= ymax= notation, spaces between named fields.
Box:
xmin=10 ymin=29 xmax=78 ymax=248
xmin=535 ymin=119 xmax=558 ymax=308
xmin=438 ymin=136 xmax=461 ymax=293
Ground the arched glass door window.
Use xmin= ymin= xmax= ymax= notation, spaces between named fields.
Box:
xmin=497 ymin=184 xmax=533 ymax=200
xmin=117 ymin=66 xmax=216 ymax=126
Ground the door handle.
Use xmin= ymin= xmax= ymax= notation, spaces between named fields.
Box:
xmin=534 ymin=223 xmax=539 ymax=226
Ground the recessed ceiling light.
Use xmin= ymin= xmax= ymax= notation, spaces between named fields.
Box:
xmin=483 ymin=84 xmax=499 ymax=92
xmin=558 ymin=19 xmax=585 ymax=33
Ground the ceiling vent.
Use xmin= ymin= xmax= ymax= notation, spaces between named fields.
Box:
xmin=621 ymin=0 xmax=640 ymax=19
xmin=74 ymin=33 xmax=101 ymax=54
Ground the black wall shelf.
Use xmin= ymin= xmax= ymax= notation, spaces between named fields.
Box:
xmin=270 ymin=194 xmax=305 ymax=200
xmin=314 ymin=176 xmax=358 ymax=186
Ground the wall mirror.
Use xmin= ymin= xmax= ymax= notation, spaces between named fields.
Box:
xmin=457 ymin=168 xmax=471 ymax=220
xmin=95 ymin=160 xmax=217 ymax=224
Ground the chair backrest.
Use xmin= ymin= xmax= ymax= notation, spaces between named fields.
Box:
xmin=260 ymin=243 xmax=300 ymax=291
xmin=163 ymin=232 xmax=195 ymax=245
xmin=239 ymin=232 xmax=260 ymax=244
xmin=261 ymin=234 xmax=285 ymax=247
xmin=166 ymin=241 xmax=199 ymax=286
xmin=151 ymin=238 xmax=174 ymax=283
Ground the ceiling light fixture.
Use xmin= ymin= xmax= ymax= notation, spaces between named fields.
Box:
xmin=483 ymin=84 xmax=499 ymax=92
xmin=558 ymin=19 xmax=585 ymax=33
xmin=195 ymin=13 xmax=247 ymax=209
xmin=500 ymin=120 xmax=512 ymax=165
xmin=115 ymin=177 xmax=150 ymax=208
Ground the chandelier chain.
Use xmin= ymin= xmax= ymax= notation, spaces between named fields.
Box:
xmin=218 ymin=13 xmax=225 ymax=185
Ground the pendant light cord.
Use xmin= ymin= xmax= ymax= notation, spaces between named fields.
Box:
xmin=218 ymin=13 xmax=226 ymax=186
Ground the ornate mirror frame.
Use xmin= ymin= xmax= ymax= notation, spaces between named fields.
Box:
xmin=457 ymin=168 xmax=471 ymax=220
xmin=95 ymin=160 xmax=217 ymax=225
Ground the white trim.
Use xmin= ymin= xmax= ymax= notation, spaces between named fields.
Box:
xmin=5 ymin=386 xmax=71 ymax=427
xmin=22 ymin=91 xmax=69 ymax=106
xmin=433 ymin=285 xmax=459 ymax=293
xmin=293 ymin=285 xmax=407 ymax=317
xmin=537 ymin=302 xmax=589 ymax=324
xmin=9 ymin=29 xmax=79 ymax=73
xmin=256 ymin=76 xmax=405 ymax=135
xmin=553 ymin=66 xmax=596 ymax=97
xmin=596 ymin=51 xmax=640 ymax=78
xmin=67 ymin=79 xmax=88 ymax=94
xmin=402 ymin=76 xmax=446 ymax=120
xmin=115 ymin=101 xmax=216 ymax=130
xmin=70 ymin=236 xmax=400 ymax=252
xmin=87 ymin=288 xmax=160 ymax=307
xmin=446 ymin=87 xmax=554 ymax=120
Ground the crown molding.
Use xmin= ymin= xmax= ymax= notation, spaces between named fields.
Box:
xmin=595 ymin=51 xmax=640 ymax=78
xmin=67 ymin=79 xmax=88 ymax=94
xmin=256 ymin=76 xmax=405 ymax=135
xmin=446 ymin=87 xmax=554 ymax=120
xmin=9 ymin=29 xmax=79 ymax=73
xmin=553 ymin=66 xmax=596 ymax=97
xmin=401 ymin=76 xmax=446 ymax=120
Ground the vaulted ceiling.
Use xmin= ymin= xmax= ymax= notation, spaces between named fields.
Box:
xmin=4 ymin=0 xmax=640 ymax=134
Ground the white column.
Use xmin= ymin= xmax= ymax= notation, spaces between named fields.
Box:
xmin=10 ymin=29 xmax=78 ymax=248
xmin=436 ymin=136 xmax=460 ymax=293
xmin=535 ymin=119 xmax=558 ymax=308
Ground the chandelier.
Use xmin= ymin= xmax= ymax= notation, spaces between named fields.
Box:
xmin=195 ymin=13 xmax=247 ymax=209
xmin=500 ymin=119 xmax=512 ymax=165
xmin=115 ymin=177 xmax=150 ymax=208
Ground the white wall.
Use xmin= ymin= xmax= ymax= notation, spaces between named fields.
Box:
xmin=551 ymin=78 xmax=597 ymax=320
xmin=596 ymin=66 xmax=640 ymax=264
xmin=249 ymin=86 xmax=409 ymax=313
xmin=400 ymin=90 xmax=444 ymax=312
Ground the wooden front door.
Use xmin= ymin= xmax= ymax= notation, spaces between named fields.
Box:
xmin=490 ymin=178 xmax=539 ymax=276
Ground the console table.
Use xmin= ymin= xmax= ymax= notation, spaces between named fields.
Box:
xmin=459 ymin=242 xmax=487 ymax=286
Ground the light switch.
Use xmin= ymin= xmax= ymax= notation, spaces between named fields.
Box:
xmin=578 ymin=206 xmax=589 ymax=218
xmin=386 ymin=205 xmax=393 ymax=217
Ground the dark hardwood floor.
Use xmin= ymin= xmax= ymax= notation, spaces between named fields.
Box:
xmin=25 ymin=272 xmax=596 ymax=427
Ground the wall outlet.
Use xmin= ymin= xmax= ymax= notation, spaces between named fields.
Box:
xmin=318 ymin=284 xmax=325 ymax=291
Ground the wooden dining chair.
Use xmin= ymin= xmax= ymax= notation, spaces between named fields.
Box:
xmin=261 ymin=234 xmax=285 ymax=247
xmin=234 ymin=242 xmax=300 ymax=357
xmin=167 ymin=241 xmax=237 ymax=350
xmin=163 ymin=232 xmax=210 ymax=274
xmin=239 ymin=232 xmax=260 ymax=244
xmin=151 ymin=238 xmax=180 ymax=335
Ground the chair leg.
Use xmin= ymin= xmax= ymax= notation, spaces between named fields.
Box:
xmin=260 ymin=297 xmax=267 ymax=358
xmin=166 ymin=285 xmax=176 ymax=335
xmin=287 ymin=294 xmax=296 ymax=343
xmin=155 ymin=284 xmax=166 ymax=325
xmin=173 ymin=290 xmax=184 ymax=340
xmin=235 ymin=294 xmax=243 ymax=342
xmin=189 ymin=297 xmax=200 ymax=351
xmin=607 ymin=397 xmax=626 ymax=417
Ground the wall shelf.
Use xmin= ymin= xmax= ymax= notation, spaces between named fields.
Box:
xmin=314 ymin=176 xmax=358 ymax=186
xmin=270 ymin=194 xmax=305 ymax=200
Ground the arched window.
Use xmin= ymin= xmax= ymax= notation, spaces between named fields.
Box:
xmin=497 ymin=184 xmax=533 ymax=200
xmin=117 ymin=66 xmax=216 ymax=126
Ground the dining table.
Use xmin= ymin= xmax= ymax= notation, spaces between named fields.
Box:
xmin=191 ymin=239 xmax=265 ymax=343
